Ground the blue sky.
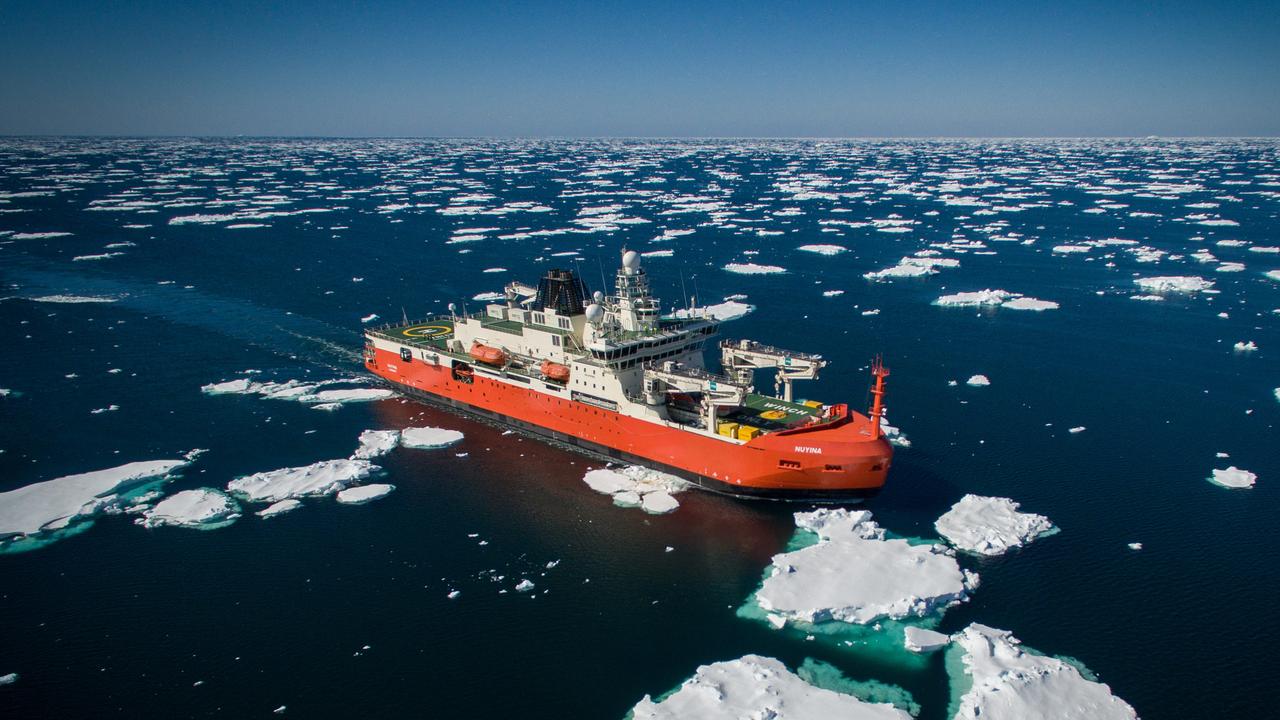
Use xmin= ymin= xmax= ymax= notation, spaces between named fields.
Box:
xmin=1 ymin=0 xmax=1277 ymax=136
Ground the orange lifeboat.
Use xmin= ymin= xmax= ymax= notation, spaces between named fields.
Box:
xmin=540 ymin=360 xmax=570 ymax=383
xmin=469 ymin=342 xmax=507 ymax=367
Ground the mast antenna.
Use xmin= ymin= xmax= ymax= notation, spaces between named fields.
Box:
xmin=868 ymin=355 xmax=890 ymax=440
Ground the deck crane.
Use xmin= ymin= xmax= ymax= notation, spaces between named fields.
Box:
xmin=642 ymin=361 xmax=748 ymax=432
xmin=720 ymin=339 xmax=826 ymax=403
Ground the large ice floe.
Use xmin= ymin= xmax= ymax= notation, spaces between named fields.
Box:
xmin=201 ymin=377 xmax=393 ymax=407
xmin=934 ymin=289 xmax=1058 ymax=310
xmin=352 ymin=429 xmax=401 ymax=459
xmin=0 ymin=459 xmax=193 ymax=552
xmin=753 ymin=508 xmax=977 ymax=626
xmin=864 ymin=256 xmax=960 ymax=281
xmin=136 ymin=488 xmax=241 ymax=529
xmin=1208 ymin=466 xmax=1257 ymax=489
xmin=947 ymin=624 xmax=1137 ymax=720
xmin=629 ymin=655 xmax=912 ymax=720
xmin=336 ymin=484 xmax=395 ymax=504
xmin=226 ymin=459 xmax=380 ymax=503
xmin=723 ymin=262 xmax=787 ymax=275
xmin=582 ymin=466 xmax=689 ymax=514
xmin=935 ymin=495 xmax=1057 ymax=556
xmin=797 ymin=244 xmax=848 ymax=256
xmin=1132 ymin=276 xmax=1214 ymax=293
xmin=399 ymin=426 xmax=464 ymax=449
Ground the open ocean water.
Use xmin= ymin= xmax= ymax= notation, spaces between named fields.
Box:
xmin=0 ymin=138 xmax=1277 ymax=719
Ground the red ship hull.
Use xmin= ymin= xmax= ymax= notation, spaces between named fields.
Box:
xmin=366 ymin=348 xmax=891 ymax=501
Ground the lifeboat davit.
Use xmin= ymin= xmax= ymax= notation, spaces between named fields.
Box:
xmin=469 ymin=342 xmax=508 ymax=367
xmin=540 ymin=360 xmax=570 ymax=383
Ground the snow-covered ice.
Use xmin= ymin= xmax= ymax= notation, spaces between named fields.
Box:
xmin=724 ymin=262 xmax=786 ymax=275
xmin=755 ymin=508 xmax=977 ymax=625
xmin=137 ymin=488 xmax=240 ymax=529
xmin=0 ymin=459 xmax=192 ymax=550
xmin=582 ymin=466 xmax=688 ymax=513
xmin=226 ymin=459 xmax=380 ymax=503
xmin=934 ymin=289 xmax=1013 ymax=307
xmin=515 ymin=579 xmax=535 ymax=592
xmin=201 ymin=377 xmax=392 ymax=406
xmin=797 ymin=244 xmax=848 ymax=255
xmin=0 ymin=672 xmax=16 ymax=686
xmin=1232 ymin=341 xmax=1257 ymax=353
xmin=640 ymin=491 xmax=680 ymax=515
xmin=336 ymin=484 xmax=395 ymax=504
xmin=352 ymin=429 xmax=401 ymax=459
xmin=935 ymin=495 xmax=1057 ymax=556
xmin=948 ymin=623 xmax=1137 ymax=720
xmin=904 ymin=626 xmax=951 ymax=653
xmin=257 ymin=499 xmax=303 ymax=518
xmin=25 ymin=294 xmax=119 ymax=304
xmin=1002 ymin=297 xmax=1060 ymax=311
xmin=966 ymin=375 xmax=990 ymax=387
xmin=1208 ymin=466 xmax=1256 ymax=489
xmin=630 ymin=655 xmax=911 ymax=720
xmin=399 ymin=426 xmax=464 ymax=449
xmin=1133 ymin=276 xmax=1214 ymax=293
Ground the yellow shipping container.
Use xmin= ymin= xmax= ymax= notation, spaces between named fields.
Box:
xmin=802 ymin=400 xmax=824 ymax=409
xmin=717 ymin=422 xmax=740 ymax=437
xmin=736 ymin=425 xmax=762 ymax=441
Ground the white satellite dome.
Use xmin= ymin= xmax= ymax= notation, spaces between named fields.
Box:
xmin=584 ymin=303 xmax=604 ymax=323
xmin=622 ymin=250 xmax=640 ymax=271
xmin=592 ymin=290 xmax=604 ymax=303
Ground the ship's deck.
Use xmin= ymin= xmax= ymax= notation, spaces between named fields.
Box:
xmin=368 ymin=318 xmax=825 ymax=431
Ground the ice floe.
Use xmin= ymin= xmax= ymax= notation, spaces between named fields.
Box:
xmin=0 ymin=672 xmax=16 ymax=686
xmin=1133 ymin=276 xmax=1214 ymax=293
xmin=933 ymin=289 xmax=1058 ymax=311
xmin=948 ymin=624 xmax=1137 ymax=720
xmin=0 ymin=459 xmax=194 ymax=551
xmin=1208 ymin=466 xmax=1256 ymax=489
xmin=226 ymin=459 xmax=380 ymax=503
xmin=904 ymin=626 xmax=951 ymax=653
xmin=1001 ymin=297 xmax=1060 ymax=311
xmin=399 ymin=426 xmax=464 ymax=449
xmin=755 ymin=508 xmax=977 ymax=625
xmin=336 ymin=484 xmax=396 ymax=504
xmin=630 ymin=655 xmax=912 ymax=720
xmin=935 ymin=495 xmax=1057 ymax=556
xmin=934 ymin=289 xmax=1014 ymax=307
xmin=25 ymin=294 xmax=119 ymax=304
xmin=257 ymin=499 xmax=303 ymax=518
xmin=137 ymin=488 xmax=240 ymax=529
xmin=1232 ymin=341 xmax=1257 ymax=353
xmin=201 ymin=377 xmax=393 ymax=406
xmin=797 ymin=244 xmax=848 ymax=255
xmin=353 ymin=429 xmax=401 ymax=459
xmin=582 ymin=466 xmax=688 ymax=513
xmin=724 ymin=262 xmax=786 ymax=275
xmin=966 ymin=375 xmax=990 ymax=387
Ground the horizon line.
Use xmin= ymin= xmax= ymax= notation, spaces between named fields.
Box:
xmin=2 ymin=134 xmax=1279 ymax=142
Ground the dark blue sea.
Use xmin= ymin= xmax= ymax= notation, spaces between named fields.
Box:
xmin=1 ymin=138 xmax=1277 ymax=719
